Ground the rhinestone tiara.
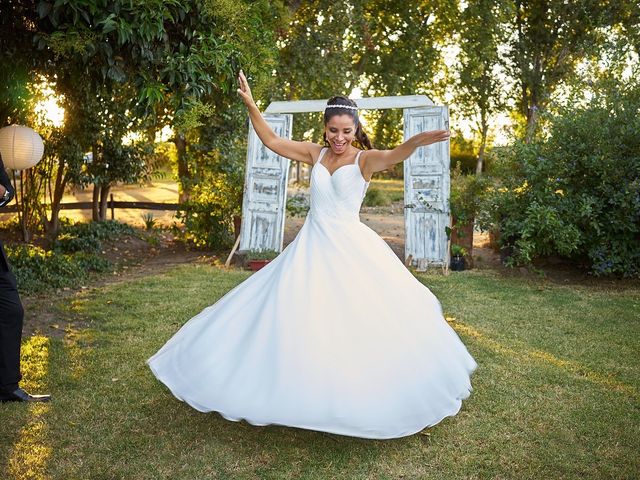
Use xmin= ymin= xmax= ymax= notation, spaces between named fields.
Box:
xmin=324 ymin=104 xmax=358 ymax=111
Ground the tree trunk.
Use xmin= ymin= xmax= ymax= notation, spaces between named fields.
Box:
xmin=476 ymin=118 xmax=489 ymax=175
xmin=99 ymin=183 xmax=111 ymax=221
xmin=91 ymin=143 xmax=101 ymax=221
xmin=92 ymin=184 xmax=100 ymax=221
xmin=524 ymin=103 xmax=539 ymax=143
xmin=174 ymin=133 xmax=190 ymax=203
xmin=44 ymin=156 xmax=68 ymax=242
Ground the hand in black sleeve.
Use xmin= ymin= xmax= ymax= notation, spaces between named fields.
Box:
xmin=0 ymin=157 xmax=15 ymax=208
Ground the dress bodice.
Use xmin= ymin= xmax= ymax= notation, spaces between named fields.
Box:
xmin=309 ymin=147 xmax=370 ymax=222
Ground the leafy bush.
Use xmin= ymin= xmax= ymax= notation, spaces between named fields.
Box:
xmin=451 ymin=244 xmax=468 ymax=257
xmin=6 ymin=244 xmax=111 ymax=293
xmin=52 ymin=220 xmax=137 ymax=253
xmin=449 ymin=161 xmax=491 ymax=227
xmin=176 ymin=171 xmax=242 ymax=249
xmin=5 ymin=220 xmax=141 ymax=293
xmin=477 ymin=79 xmax=640 ymax=277
xmin=363 ymin=187 xmax=388 ymax=207
xmin=286 ymin=193 xmax=310 ymax=217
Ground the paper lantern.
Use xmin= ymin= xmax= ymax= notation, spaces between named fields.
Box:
xmin=0 ymin=125 xmax=45 ymax=170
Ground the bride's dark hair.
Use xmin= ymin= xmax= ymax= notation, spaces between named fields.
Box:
xmin=322 ymin=96 xmax=373 ymax=150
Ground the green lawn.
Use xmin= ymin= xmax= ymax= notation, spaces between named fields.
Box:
xmin=1 ymin=266 xmax=638 ymax=479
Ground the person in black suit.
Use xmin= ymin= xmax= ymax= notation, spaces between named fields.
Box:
xmin=0 ymin=157 xmax=50 ymax=403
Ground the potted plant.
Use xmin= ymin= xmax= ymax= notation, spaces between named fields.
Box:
xmin=245 ymin=249 xmax=279 ymax=271
xmin=450 ymin=243 xmax=468 ymax=271
xmin=449 ymin=162 xmax=490 ymax=269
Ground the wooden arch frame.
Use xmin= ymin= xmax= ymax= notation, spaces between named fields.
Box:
xmin=238 ymin=95 xmax=451 ymax=269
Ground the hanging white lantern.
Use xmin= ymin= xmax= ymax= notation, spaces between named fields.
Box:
xmin=0 ymin=125 xmax=45 ymax=170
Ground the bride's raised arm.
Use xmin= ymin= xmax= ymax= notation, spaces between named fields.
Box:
xmin=237 ymin=70 xmax=322 ymax=166
xmin=362 ymin=129 xmax=450 ymax=176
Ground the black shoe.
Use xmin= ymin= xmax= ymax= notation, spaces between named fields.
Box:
xmin=0 ymin=387 xmax=51 ymax=403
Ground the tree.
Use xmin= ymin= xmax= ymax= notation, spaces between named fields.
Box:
xmin=504 ymin=0 xmax=626 ymax=141
xmin=275 ymin=0 xmax=457 ymax=150
xmin=35 ymin=0 xmax=284 ymax=209
xmin=454 ymin=0 xmax=507 ymax=174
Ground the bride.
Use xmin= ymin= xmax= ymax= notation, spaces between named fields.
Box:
xmin=147 ymin=70 xmax=478 ymax=439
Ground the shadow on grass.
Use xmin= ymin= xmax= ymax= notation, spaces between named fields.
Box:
xmin=0 ymin=336 xmax=53 ymax=478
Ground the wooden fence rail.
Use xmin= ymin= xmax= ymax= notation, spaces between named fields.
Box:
xmin=2 ymin=194 xmax=180 ymax=219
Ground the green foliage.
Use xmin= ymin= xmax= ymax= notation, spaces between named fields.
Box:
xmin=6 ymin=244 xmax=110 ymax=293
xmin=141 ymin=213 xmax=158 ymax=231
xmin=176 ymin=169 xmax=242 ymax=249
xmin=245 ymin=249 xmax=279 ymax=261
xmin=286 ymin=193 xmax=310 ymax=217
xmin=450 ymin=244 xmax=468 ymax=257
xmin=52 ymin=220 xmax=137 ymax=254
xmin=453 ymin=0 xmax=506 ymax=155
xmin=6 ymin=220 xmax=142 ymax=292
xmin=173 ymin=101 xmax=218 ymax=134
xmin=450 ymin=135 xmax=483 ymax=174
xmin=274 ymin=1 xmax=456 ymax=148
xmin=477 ymin=78 xmax=640 ymax=277
xmin=449 ymin=162 xmax=491 ymax=227
xmin=362 ymin=187 xmax=388 ymax=207
xmin=90 ymin=135 xmax=153 ymax=187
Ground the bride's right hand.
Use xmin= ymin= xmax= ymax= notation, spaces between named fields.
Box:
xmin=237 ymin=70 xmax=256 ymax=108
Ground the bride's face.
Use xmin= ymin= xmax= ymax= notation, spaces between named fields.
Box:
xmin=325 ymin=114 xmax=356 ymax=155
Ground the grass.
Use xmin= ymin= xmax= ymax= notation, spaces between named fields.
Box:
xmin=1 ymin=265 xmax=639 ymax=479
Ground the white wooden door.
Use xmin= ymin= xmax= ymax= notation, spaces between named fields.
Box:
xmin=239 ymin=114 xmax=292 ymax=253
xmin=403 ymin=106 xmax=450 ymax=266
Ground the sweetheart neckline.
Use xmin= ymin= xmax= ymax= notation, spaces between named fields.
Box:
xmin=316 ymin=161 xmax=370 ymax=184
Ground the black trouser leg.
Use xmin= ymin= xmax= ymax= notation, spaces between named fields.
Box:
xmin=0 ymin=271 xmax=24 ymax=394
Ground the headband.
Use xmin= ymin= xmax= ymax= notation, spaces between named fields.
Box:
xmin=324 ymin=104 xmax=358 ymax=111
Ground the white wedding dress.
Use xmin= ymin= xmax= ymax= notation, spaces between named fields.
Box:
xmin=147 ymin=147 xmax=478 ymax=439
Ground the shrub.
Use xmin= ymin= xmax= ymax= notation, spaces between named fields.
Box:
xmin=52 ymin=220 xmax=137 ymax=253
xmin=363 ymin=187 xmax=388 ymax=207
xmin=6 ymin=244 xmax=111 ymax=293
xmin=477 ymin=79 xmax=640 ymax=277
xmin=449 ymin=161 xmax=491 ymax=228
xmin=286 ymin=193 xmax=310 ymax=217
xmin=5 ymin=220 xmax=141 ymax=293
xmin=176 ymin=172 xmax=241 ymax=249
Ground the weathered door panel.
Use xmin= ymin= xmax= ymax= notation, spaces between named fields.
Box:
xmin=403 ymin=106 xmax=450 ymax=266
xmin=239 ymin=114 xmax=292 ymax=253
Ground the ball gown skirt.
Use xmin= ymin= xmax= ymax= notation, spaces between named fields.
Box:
xmin=147 ymin=147 xmax=478 ymax=439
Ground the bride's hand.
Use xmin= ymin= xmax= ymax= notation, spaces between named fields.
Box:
xmin=237 ymin=70 xmax=256 ymax=108
xmin=411 ymin=129 xmax=451 ymax=147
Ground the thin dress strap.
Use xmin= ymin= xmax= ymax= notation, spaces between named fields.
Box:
xmin=315 ymin=147 xmax=329 ymax=165
xmin=354 ymin=150 xmax=363 ymax=165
